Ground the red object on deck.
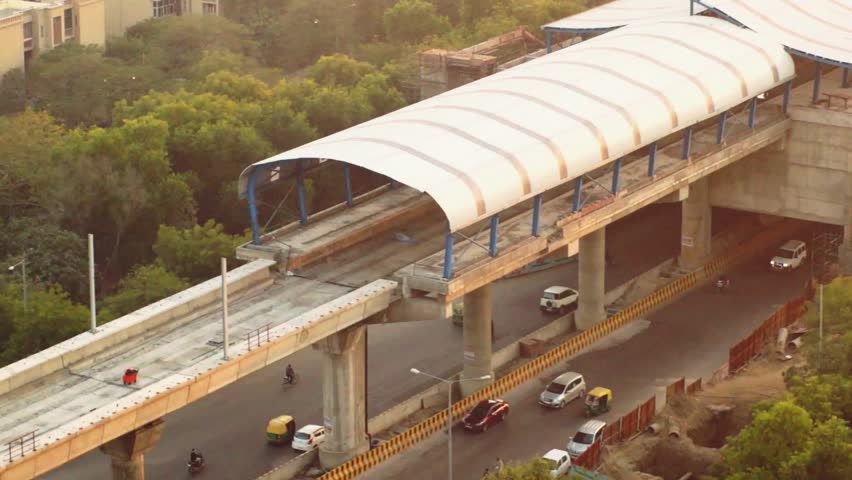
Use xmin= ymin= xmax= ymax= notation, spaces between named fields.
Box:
xmin=122 ymin=368 xmax=139 ymax=385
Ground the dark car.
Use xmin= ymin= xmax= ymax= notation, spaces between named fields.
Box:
xmin=463 ymin=399 xmax=509 ymax=432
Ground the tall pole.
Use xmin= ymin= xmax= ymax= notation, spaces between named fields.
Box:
xmin=818 ymin=283 xmax=824 ymax=369
xmin=21 ymin=256 xmax=27 ymax=314
xmin=88 ymin=234 xmax=97 ymax=332
xmin=221 ymin=257 xmax=230 ymax=360
xmin=447 ymin=381 xmax=453 ymax=480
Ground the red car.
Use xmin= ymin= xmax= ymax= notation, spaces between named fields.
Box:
xmin=463 ymin=399 xmax=509 ymax=432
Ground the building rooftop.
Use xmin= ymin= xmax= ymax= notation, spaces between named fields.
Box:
xmin=0 ymin=0 xmax=60 ymax=21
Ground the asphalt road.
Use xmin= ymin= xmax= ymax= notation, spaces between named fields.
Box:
xmin=368 ymin=255 xmax=810 ymax=479
xmin=43 ymin=203 xmax=689 ymax=480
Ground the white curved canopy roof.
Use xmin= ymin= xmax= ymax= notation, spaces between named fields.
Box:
xmin=543 ymin=0 xmax=705 ymax=33
xmin=701 ymin=0 xmax=852 ymax=67
xmin=239 ymin=16 xmax=794 ymax=233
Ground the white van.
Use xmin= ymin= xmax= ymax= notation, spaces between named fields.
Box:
xmin=540 ymin=286 xmax=578 ymax=314
xmin=539 ymin=372 xmax=586 ymax=409
xmin=291 ymin=425 xmax=326 ymax=451
xmin=567 ymin=420 xmax=606 ymax=458
xmin=770 ymin=240 xmax=807 ymax=272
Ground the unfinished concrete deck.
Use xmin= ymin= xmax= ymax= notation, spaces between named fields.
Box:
xmin=396 ymin=106 xmax=792 ymax=301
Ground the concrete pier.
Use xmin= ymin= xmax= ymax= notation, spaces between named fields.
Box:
xmin=99 ymin=419 xmax=164 ymax=480
xmin=576 ymin=228 xmax=606 ymax=330
xmin=461 ymin=284 xmax=494 ymax=397
xmin=680 ymin=177 xmax=712 ymax=271
xmin=314 ymin=324 xmax=369 ymax=469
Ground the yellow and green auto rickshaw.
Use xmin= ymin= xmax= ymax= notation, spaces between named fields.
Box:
xmin=584 ymin=387 xmax=612 ymax=417
xmin=266 ymin=415 xmax=296 ymax=445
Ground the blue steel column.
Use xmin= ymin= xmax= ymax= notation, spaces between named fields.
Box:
xmin=748 ymin=97 xmax=757 ymax=129
xmin=443 ymin=232 xmax=455 ymax=279
xmin=545 ymin=31 xmax=552 ymax=54
xmin=843 ymin=68 xmax=849 ymax=88
xmin=532 ymin=194 xmax=543 ymax=237
xmin=489 ymin=215 xmax=499 ymax=257
xmin=783 ymin=81 xmax=792 ymax=113
xmin=647 ymin=142 xmax=657 ymax=177
xmin=343 ymin=164 xmax=353 ymax=207
xmin=248 ymin=170 xmax=261 ymax=245
xmin=716 ymin=112 xmax=726 ymax=144
xmin=611 ymin=159 xmax=621 ymax=194
xmin=682 ymin=126 xmax=693 ymax=160
xmin=572 ymin=177 xmax=583 ymax=212
xmin=297 ymin=160 xmax=308 ymax=225
xmin=812 ymin=61 xmax=822 ymax=104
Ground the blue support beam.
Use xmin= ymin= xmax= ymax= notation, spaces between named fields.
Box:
xmin=297 ymin=160 xmax=308 ymax=225
xmin=843 ymin=68 xmax=850 ymax=88
xmin=443 ymin=232 xmax=455 ymax=279
xmin=545 ymin=31 xmax=552 ymax=54
xmin=748 ymin=97 xmax=757 ymax=129
xmin=489 ymin=215 xmax=499 ymax=257
xmin=716 ymin=111 xmax=726 ymax=144
xmin=682 ymin=126 xmax=693 ymax=160
xmin=611 ymin=158 xmax=621 ymax=194
xmin=343 ymin=164 xmax=353 ymax=207
xmin=532 ymin=194 xmax=543 ymax=237
xmin=648 ymin=142 xmax=657 ymax=177
xmin=812 ymin=61 xmax=822 ymax=104
xmin=783 ymin=81 xmax=792 ymax=113
xmin=248 ymin=170 xmax=261 ymax=245
xmin=572 ymin=176 xmax=583 ymax=213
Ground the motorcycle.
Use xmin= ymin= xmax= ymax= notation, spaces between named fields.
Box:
xmin=187 ymin=457 xmax=205 ymax=474
xmin=715 ymin=278 xmax=731 ymax=293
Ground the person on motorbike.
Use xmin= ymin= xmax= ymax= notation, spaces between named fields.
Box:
xmin=285 ymin=364 xmax=296 ymax=384
xmin=189 ymin=448 xmax=203 ymax=465
xmin=716 ymin=274 xmax=730 ymax=291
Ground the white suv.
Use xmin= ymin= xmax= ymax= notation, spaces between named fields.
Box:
xmin=770 ymin=240 xmax=807 ymax=272
xmin=540 ymin=286 xmax=578 ymax=314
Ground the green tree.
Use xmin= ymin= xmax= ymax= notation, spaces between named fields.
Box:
xmin=257 ymin=99 xmax=318 ymax=151
xmin=722 ymin=401 xmax=813 ymax=480
xmin=0 ymin=68 xmax=27 ymax=115
xmin=0 ymin=284 xmax=89 ymax=365
xmin=788 ymin=374 xmax=852 ymax=423
xmin=303 ymin=86 xmax=374 ymax=136
xmin=199 ymin=70 xmax=271 ymax=102
xmin=276 ymin=0 xmax=355 ymax=69
xmin=783 ymin=417 xmax=852 ymax=480
xmin=355 ymin=72 xmax=407 ymax=116
xmin=308 ymin=54 xmax=376 ymax=87
xmin=0 ymin=219 xmax=88 ymax=303
xmin=28 ymin=44 xmax=164 ymax=126
xmin=153 ymin=220 xmax=248 ymax=282
xmin=189 ymin=49 xmax=260 ymax=81
xmin=101 ymin=264 xmax=190 ymax=319
xmin=383 ymin=0 xmax=451 ymax=44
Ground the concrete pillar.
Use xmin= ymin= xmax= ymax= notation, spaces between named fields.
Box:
xmin=679 ymin=177 xmax=712 ymax=271
xmin=313 ymin=324 xmax=369 ymax=469
xmin=841 ymin=225 xmax=852 ymax=275
xmin=576 ymin=228 xmax=606 ymax=330
xmin=461 ymin=284 xmax=494 ymax=397
xmin=98 ymin=419 xmax=164 ymax=480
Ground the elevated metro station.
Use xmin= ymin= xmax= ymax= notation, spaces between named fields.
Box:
xmin=1 ymin=2 xmax=850 ymax=479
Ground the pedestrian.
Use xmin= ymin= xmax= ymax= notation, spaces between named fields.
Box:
xmin=495 ymin=456 xmax=504 ymax=471
xmin=482 ymin=466 xmax=490 ymax=478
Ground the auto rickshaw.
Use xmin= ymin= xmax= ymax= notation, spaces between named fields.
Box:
xmin=584 ymin=387 xmax=612 ymax=417
xmin=266 ymin=415 xmax=296 ymax=445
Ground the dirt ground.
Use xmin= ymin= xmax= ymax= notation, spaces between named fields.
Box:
xmin=600 ymin=356 xmax=794 ymax=480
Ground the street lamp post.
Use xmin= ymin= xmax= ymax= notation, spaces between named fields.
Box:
xmin=410 ymin=368 xmax=491 ymax=480
xmin=8 ymin=256 xmax=27 ymax=313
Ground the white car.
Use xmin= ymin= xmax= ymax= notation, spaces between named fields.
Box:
xmin=770 ymin=240 xmax=807 ymax=272
xmin=541 ymin=449 xmax=572 ymax=477
xmin=539 ymin=372 xmax=586 ymax=409
xmin=567 ymin=420 xmax=606 ymax=458
xmin=291 ymin=424 xmax=327 ymax=451
xmin=540 ymin=286 xmax=578 ymax=314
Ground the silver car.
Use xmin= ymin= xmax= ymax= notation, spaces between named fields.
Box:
xmin=539 ymin=372 xmax=585 ymax=409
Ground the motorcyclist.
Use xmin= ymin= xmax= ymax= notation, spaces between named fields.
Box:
xmin=189 ymin=448 xmax=203 ymax=465
xmin=285 ymin=364 xmax=296 ymax=384
xmin=716 ymin=274 xmax=730 ymax=290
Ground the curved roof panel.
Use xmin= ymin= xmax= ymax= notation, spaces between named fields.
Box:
xmin=239 ymin=16 xmax=794 ymax=233
xmin=700 ymin=0 xmax=852 ymax=67
xmin=543 ymin=0 xmax=704 ymax=33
